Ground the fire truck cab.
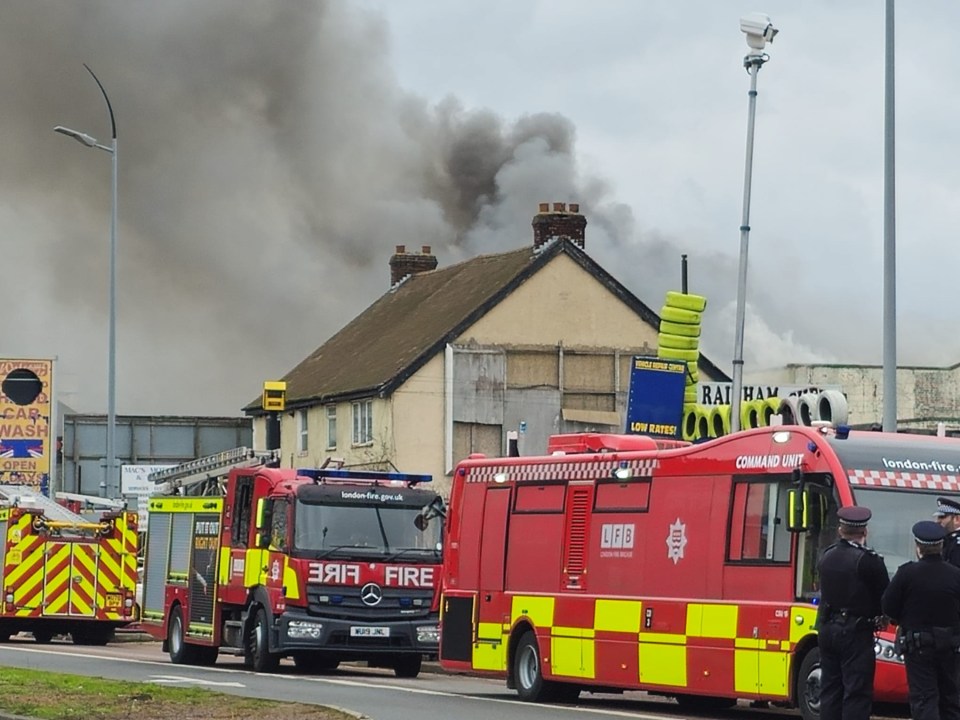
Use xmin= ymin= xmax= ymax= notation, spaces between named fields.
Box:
xmin=140 ymin=448 xmax=444 ymax=677
xmin=438 ymin=425 xmax=941 ymax=718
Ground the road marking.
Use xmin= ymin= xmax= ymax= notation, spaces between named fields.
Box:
xmin=150 ymin=674 xmax=245 ymax=688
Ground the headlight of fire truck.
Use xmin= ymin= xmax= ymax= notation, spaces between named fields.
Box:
xmin=874 ymin=637 xmax=903 ymax=663
xmin=287 ymin=620 xmax=324 ymax=639
xmin=416 ymin=625 xmax=439 ymax=644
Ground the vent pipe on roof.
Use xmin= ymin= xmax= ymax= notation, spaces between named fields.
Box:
xmin=532 ymin=202 xmax=586 ymax=252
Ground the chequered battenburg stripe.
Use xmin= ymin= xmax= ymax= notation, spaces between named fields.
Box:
xmin=848 ymin=468 xmax=960 ymax=492
xmin=467 ymin=458 xmax=659 ymax=483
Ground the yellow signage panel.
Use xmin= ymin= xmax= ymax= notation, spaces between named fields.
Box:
xmin=0 ymin=358 xmax=53 ymax=489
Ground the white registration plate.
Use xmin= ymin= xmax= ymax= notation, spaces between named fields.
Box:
xmin=350 ymin=626 xmax=390 ymax=638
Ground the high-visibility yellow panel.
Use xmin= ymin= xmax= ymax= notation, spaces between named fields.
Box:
xmin=736 ymin=637 xmax=763 ymax=649
xmin=244 ymin=549 xmax=266 ymax=586
xmin=218 ymin=547 xmax=233 ymax=585
xmin=734 ymin=649 xmax=760 ymax=694
xmin=699 ymin=604 xmax=738 ymax=639
xmin=477 ymin=622 xmax=502 ymax=641
xmin=790 ymin=604 xmax=818 ymax=645
xmin=639 ymin=632 xmax=686 ymax=645
xmin=758 ymin=651 xmax=788 ymax=696
xmin=686 ymin=603 xmax=702 ymax=636
xmin=473 ymin=640 xmax=507 ymax=671
xmin=551 ymin=636 xmax=595 ymax=679
xmin=639 ymin=643 xmax=687 ymax=686
xmin=595 ymin=599 xmax=641 ymax=633
xmin=283 ymin=560 xmax=300 ymax=601
xmin=512 ymin=595 xmax=555 ymax=628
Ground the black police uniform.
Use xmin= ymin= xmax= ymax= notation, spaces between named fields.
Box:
xmin=882 ymin=520 xmax=960 ymax=720
xmin=936 ymin=497 xmax=960 ymax=568
xmin=817 ymin=506 xmax=890 ymax=720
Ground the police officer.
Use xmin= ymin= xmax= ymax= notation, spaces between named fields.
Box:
xmin=817 ymin=505 xmax=890 ymax=720
xmin=882 ymin=521 xmax=960 ymax=720
xmin=934 ymin=497 xmax=960 ymax=568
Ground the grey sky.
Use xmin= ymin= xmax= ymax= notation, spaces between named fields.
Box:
xmin=2 ymin=2 xmax=956 ymax=416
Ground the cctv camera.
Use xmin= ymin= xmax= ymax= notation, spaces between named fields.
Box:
xmin=740 ymin=12 xmax=778 ymax=50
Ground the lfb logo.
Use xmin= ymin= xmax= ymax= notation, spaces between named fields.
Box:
xmin=600 ymin=523 xmax=635 ymax=549
xmin=666 ymin=517 xmax=688 ymax=565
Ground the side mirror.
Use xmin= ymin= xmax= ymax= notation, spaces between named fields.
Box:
xmin=414 ymin=513 xmax=428 ymax=532
xmin=787 ymin=488 xmax=809 ymax=533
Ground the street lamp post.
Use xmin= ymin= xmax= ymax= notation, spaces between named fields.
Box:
xmin=55 ymin=64 xmax=118 ymax=498
xmin=730 ymin=14 xmax=778 ymax=433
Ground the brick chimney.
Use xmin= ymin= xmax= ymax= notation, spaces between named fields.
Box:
xmin=532 ymin=202 xmax=586 ymax=251
xmin=389 ymin=245 xmax=438 ymax=286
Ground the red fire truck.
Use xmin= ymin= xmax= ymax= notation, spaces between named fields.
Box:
xmin=139 ymin=448 xmax=445 ymax=676
xmin=437 ymin=425 xmax=946 ymax=718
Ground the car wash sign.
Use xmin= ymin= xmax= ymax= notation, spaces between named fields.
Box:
xmin=625 ymin=356 xmax=686 ymax=439
xmin=0 ymin=358 xmax=53 ymax=489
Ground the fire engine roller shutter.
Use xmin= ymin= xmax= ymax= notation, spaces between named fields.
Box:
xmin=188 ymin=513 xmax=220 ymax=629
xmin=142 ymin=513 xmax=172 ymax=620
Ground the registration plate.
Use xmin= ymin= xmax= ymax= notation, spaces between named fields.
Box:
xmin=350 ymin=626 xmax=390 ymax=638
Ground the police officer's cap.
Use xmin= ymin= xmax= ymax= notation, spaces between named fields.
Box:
xmin=934 ymin=496 xmax=960 ymax=517
xmin=913 ymin=520 xmax=947 ymax=545
xmin=837 ymin=506 xmax=871 ymax=527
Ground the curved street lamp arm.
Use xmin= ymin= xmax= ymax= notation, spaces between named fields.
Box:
xmin=83 ymin=63 xmax=116 ymax=140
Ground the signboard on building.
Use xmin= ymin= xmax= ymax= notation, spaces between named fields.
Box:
xmin=698 ymin=382 xmax=842 ymax=406
xmin=625 ymin=356 xmax=687 ymax=439
xmin=0 ymin=358 xmax=53 ymax=490
xmin=121 ymin=463 xmax=174 ymax=529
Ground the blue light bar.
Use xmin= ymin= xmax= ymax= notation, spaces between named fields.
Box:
xmin=296 ymin=468 xmax=433 ymax=486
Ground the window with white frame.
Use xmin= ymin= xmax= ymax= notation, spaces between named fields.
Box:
xmin=352 ymin=400 xmax=373 ymax=445
xmin=325 ymin=405 xmax=337 ymax=450
xmin=298 ymin=409 xmax=309 ymax=453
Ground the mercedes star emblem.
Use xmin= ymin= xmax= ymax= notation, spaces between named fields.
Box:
xmin=360 ymin=582 xmax=383 ymax=606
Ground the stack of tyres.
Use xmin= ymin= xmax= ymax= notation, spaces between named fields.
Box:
xmin=657 ymin=291 xmax=707 ymax=415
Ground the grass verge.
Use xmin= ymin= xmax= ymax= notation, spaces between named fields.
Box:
xmin=0 ymin=667 xmax=356 ymax=719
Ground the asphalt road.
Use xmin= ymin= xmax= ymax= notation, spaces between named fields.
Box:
xmin=0 ymin=635 xmax=909 ymax=720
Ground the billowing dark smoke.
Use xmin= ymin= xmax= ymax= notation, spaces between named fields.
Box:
xmin=0 ymin=1 xmax=827 ymax=415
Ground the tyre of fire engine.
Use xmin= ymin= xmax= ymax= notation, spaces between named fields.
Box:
xmin=249 ymin=606 xmax=280 ymax=672
xmin=817 ymin=390 xmax=848 ymax=426
xmin=659 ymin=320 xmax=701 ymax=338
xmin=665 ymin=290 xmax=707 ymax=312
xmin=658 ymin=332 xmax=699 ymax=351
xmin=168 ymin=605 xmax=199 ymax=665
xmin=393 ymin=653 xmax=423 ymax=678
xmin=796 ymin=647 xmax=822 ymax=720
xmin=659 ymin=305 xmax=702 ymax=325
xmin=798 ymin=393 xmax=820 ymax=426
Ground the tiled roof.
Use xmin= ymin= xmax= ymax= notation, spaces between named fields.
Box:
xmin=244 ymin=240 xmax=729 ymax=413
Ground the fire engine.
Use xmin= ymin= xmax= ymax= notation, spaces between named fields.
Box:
xmin=139 ymin=447 xmax=445 ymax=677
xmin=437 ymin=424 xmax=948 ymax=718
xmin=0 ymin=485 xmax=139 ymax=644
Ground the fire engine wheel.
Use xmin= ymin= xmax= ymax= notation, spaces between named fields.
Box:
xmin=248 ymin=607 xmax=280 ymax=673
xmin=797 ymin=647 xmax=822 ymax=720
xmin=392 ymin=654 xmax=422 ymax=679
xmin=168 ymin=606 xmax=198 ymax=665
xmin=514 ymin=630 xmax=578 ymax=703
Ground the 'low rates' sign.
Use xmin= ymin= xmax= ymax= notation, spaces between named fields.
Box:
xmin=625 ymin=356 xmax=687 ymax=439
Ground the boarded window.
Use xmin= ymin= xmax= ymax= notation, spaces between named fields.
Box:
xmin=453 ymin=422 xmax=502 ymax=463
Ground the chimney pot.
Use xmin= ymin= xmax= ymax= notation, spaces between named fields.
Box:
xmin=389 ymin=244 xmax=438 ymax=287
xmin=553 ymin=202 xmax=566 ymax=212
xmin=538 ymin=202 xmax=550 ymax=213
xmin=569 ymin=203 xmax=580 ymax=213
xmin=395 ymin=245 xmax=406 ymax=253
xmin=421 ymin=245 xmax=431 ymax=254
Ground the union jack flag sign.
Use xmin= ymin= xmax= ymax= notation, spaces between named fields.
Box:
xmin=0 ymin=439 xmax=44 ymax=459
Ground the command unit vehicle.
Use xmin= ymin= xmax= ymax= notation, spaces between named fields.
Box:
xmin=0 ymin=485 xmax=139 ymax=644
xmin=140 ymin=448 xmax=445 ymax=676
xmin=437 ymin=425 xmax=944 ymax=718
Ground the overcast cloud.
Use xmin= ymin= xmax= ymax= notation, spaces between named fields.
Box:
xmin=2 ymin=1 xmax=957 ymax=416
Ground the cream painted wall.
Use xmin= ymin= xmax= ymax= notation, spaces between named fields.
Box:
xmin=460 ymin=254 xmax=661 ymax=351
xmin=391 ymin=354 xmax=448 ymax=491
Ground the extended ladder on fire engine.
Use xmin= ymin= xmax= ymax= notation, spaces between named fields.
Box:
xmin=148 ymin=446 xmax=278 ymax=496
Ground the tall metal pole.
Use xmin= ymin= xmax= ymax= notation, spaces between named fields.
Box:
xmin=731 ymin=55 xmax=766 ymax=433
xmin=882 ymin=0 xmax=897 ymax=432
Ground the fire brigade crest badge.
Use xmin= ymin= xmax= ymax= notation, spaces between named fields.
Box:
xmin=666 ymin=517 xmax=687 ymax=565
